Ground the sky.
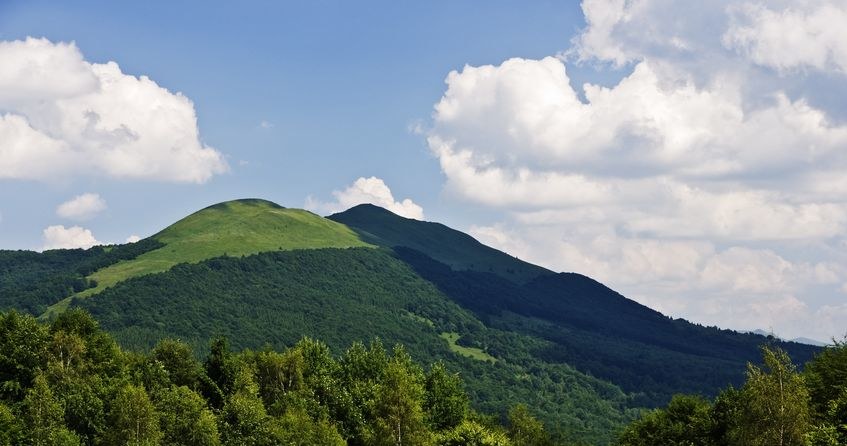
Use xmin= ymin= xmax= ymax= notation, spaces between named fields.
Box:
xmin=2 ymin=0 xmax=847 ymax=341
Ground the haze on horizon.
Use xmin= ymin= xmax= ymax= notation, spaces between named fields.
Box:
xmin=1 ymin=0 xmax=846 ymax=341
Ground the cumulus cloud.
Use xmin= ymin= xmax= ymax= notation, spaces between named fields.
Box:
xmin=56 ymin=193 xmax=107 ymax=220
xmin=0 ymin=37 xmax=228 ymax=183
xmin=125 ymin=235 xmax=141 ymax=243
xmin=306 ymin=176 xmax=425 ymax=220
xmin=724 ymin=2 xmax=847 ymax=74
xmin=426 ymin=0 xmax=847 ymax=339
xmin=42 ymin=225 xmax=101 ymax=250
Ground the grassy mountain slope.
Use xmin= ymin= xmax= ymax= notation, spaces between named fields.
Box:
xmin=329 ymin=204 xmax=550 ymax=283
xmin=44 ymin=199 xmax=370 ymax=316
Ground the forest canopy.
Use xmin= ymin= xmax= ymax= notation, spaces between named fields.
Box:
xmin=0 ymin=309 xmax=555 ymax=446
xmin=615 ymin=341 xmax=847 ymax=446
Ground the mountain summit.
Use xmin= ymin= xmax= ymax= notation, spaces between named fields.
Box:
xmin=0 ymin=198 xmax=820 ymax=445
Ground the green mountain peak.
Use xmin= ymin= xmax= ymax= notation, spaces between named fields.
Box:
xmin=43 ymin=198 xmax=371 ymax=316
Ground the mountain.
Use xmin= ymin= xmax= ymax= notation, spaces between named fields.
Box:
xmin=747 ymin=329 xmax=828 ymax=347
xmin=0 ymin=198 xmax=821 ymax=444
xmin=792 ymin=337 xmax=828 ymax=347
xmin=42 ymin=199 xmax=370 ymax=316
xmin=328 ymin=203 xmax=549 ymax=283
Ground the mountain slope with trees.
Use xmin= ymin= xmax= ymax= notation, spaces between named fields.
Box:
xmin=0 ymin=199 xmax=823 ymax=444
xmin=0 ymin=309 xmax=557 ymax=446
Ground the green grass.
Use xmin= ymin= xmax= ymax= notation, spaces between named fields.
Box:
xmin=440 ymin=332 xmax=497 ymax=363
xmin=43 ymin=199 xmax=372 ymax=317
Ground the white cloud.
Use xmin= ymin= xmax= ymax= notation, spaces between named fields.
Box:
xmin=259 ymin=120 xmax=274 ymax=129
xmin=306 ymin=176 xmax=424 ymax=220
xmin=41 ymin=225 xmax=101 ymax=250
xmin=56 ymin=193 xmax=107 ymax=221
xmin=125 ymin=235 xmax=141 ymax=243
xmin=425 ymin=0 xmax=847 ymax=339
xmin=724 ymin=2 xmax=847 ymax=74
xmin=0 ymin=37 xmax=228 ymax=183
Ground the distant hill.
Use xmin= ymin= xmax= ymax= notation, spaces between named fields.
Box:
xmin=747 ymin=329 xmax=828 ymax=347
xmin=0 ymin=199 xmax=822 ymax=445
xmin=329 ymin=204 xmax=549 ymax=283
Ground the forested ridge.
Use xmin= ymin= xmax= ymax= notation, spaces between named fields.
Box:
xmin=0 ymin=309 xmax=556 ymax=446
xmin=72 ymin=248 xmax=637 ymax=445
xmin=0 ymin=200 xmax=825 ymax=445
xmin=0 ymin=239 xmax=162 ymax=315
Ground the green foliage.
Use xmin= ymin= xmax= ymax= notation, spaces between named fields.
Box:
xmin=0 ymin=402 xmax=20 ymax=446
xmin=0 ymin=310 xmax=50 ymax=399
xmin=508 ymin=404 xmax=552 ymax=446
xmin=370 ymin=346 xmax=431 ymax=446
xmin=425 ymin=362 xmax=468 ymax=431
xmin=106 ymin=383 xmax=161 ymax=446
xmin=805 ymin=338 xmax=847 ymax=421
xmin=22 ymin=374 xmax=81 ymax=446
xmin=273 ymin=408 xmax=345 ymax=446
xmin=155 ymin=385 xmax=220 ymax=446
xmin=0 ymin=309 xmax=555 ymax=446
xmin=0 ymin=238 xmax=162 ymax=315
xmin=435 ymin=420 xmax=512 ymax=446
xmin=616 ymin=395 xmax=713 ymax=446
xmin=734 ymin=347 xmax=810 ymax=446
xmin=152 ymin=339 xmax=205 ymax=390
xmin=615 ymin=346 xmax=840 ymax=446
xmin=72 ymin=247 xmax=636 ymax=444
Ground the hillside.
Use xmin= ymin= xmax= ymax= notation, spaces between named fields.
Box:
xmin=43 ymin=199 xmax=370 ymax=316
xmin=329 ymin=204 xmax=550 ymax=283
xmin=0 ymin=198 xmax=822 ymax=444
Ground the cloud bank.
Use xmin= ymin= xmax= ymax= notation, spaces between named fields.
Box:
xmin=56 ymin=193 xmax=107 ymax=221
xmin=0 ymin=37 xmax=228 ymax=183
xmin=42 ymin=225 xmax=101 ymax=250
xmin=307 ymin=176 xmax=425 ymax=220
xmin=427 ymin=0 xmax=847 ymax=340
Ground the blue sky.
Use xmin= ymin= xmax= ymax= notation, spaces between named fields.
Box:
xmin=2 ymin=0 xmax=847 ymax=340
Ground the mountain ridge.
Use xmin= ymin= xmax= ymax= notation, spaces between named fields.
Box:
xmin=0 ymin=198 xmax=822 ymax=445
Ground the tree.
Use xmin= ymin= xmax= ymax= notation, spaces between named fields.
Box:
xmin=370 ymin=346 xmax=430 ymax=446
xmin=252 ymin=348 xmax=305 ymax=415
xmin=155 ymin=385 xmax=220 ymax=446
xmin=0 ymin=311 xmax=49 ymax=399
xmin=0 ymin=402 xmax=19 ymax=446
xmin=804 ymin=337 xmax=847 ymax=420
xmin=21 ymin=374 xmax=80 ymax=446
xmin=153 ymin=339 xmax=203 ymax=390
xmin=272 ymin=408 xmax=346 ymax=446
xmin=615 ymin=394 xmax=713 ymax=446
xmin=50 ymin=308 xmax=123 ymax=377
xmin=204 ymin=337 xmax=236 ymax=408
xmin=424 ymin=362 xmax=468 ymax=431
xmin=106 ymin=383 xmax=161 ymax=446
xmin=50 ymin=372 xmax=107 ymax=445
xmin=435 ymin=420 xmax=511 ymax=446
xmin=733 ymin=346 xmax=810 ymax=446
xmin=219 ymin=367 xmax=274 ymax=446
xmin=507 ymin=404 xmax=551 ymax=446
